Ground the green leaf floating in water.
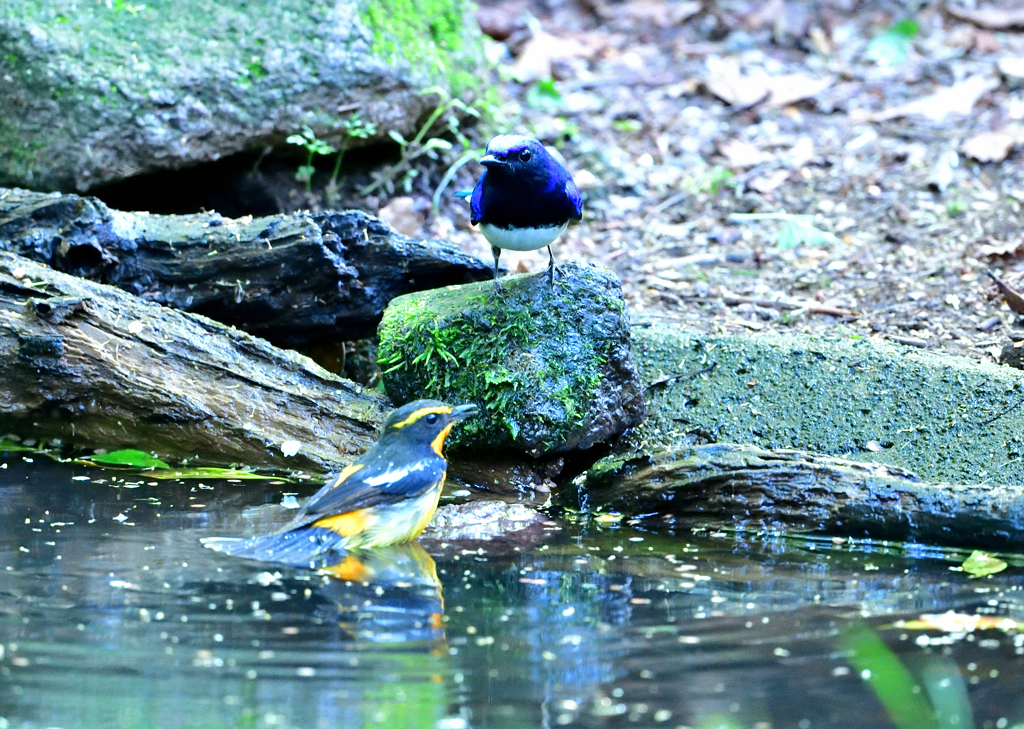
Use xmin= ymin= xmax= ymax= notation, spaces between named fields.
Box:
xmin=842 ymin=623 xmax=939 ymax=729
xmin=146 ymin=467 xmax=281 ymax=481
xmin=0 ymin=439 xmax=41 ymax=452
xmin=82 ymin=449 xmax=170 ymax=469
xmin=961 ymin=550 xmax=1007 ymax=578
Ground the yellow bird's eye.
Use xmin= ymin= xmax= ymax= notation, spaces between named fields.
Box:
xmin=425 ymin=413 xmax=439 ymax=425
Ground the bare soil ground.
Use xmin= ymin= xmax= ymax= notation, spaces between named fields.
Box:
xmin=254 ymin=0 xmax=1024 ymax=366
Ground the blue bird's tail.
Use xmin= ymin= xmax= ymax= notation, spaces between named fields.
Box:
xmin=201 ymin=527 xmax=348 ymax=569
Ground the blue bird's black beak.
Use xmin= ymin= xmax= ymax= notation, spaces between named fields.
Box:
xmin=479 ymin=154 xmax=504 ymax=168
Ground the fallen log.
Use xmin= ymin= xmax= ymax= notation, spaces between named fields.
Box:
xmin=0 ymin=250 xmax=388 ymax=471
xmin=0 ymin=187 xmax=493 ymax=349
xmin=582 ymin=443 xmax=1024 ymax=550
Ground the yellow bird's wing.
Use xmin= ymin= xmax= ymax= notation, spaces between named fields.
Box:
xmin=290 ymin=453 xmax=446 ymax=528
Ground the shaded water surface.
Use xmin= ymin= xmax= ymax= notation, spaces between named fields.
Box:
xmin=1 ymin=456 xmax=1023 ymax=729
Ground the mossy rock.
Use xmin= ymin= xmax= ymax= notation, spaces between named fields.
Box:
xmin=378 ymin=261 xmax=645 ymax=455
xmin=627 ymin=323 xmax=1024 ymax=486
xmin=0 ymin=0 xmax=482 ymax=191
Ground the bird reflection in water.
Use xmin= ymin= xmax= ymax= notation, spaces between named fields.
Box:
xmin=317 ymin=542 xmax=445 ymax=644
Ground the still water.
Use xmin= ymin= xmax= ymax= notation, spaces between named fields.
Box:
xmin=0 ymin=455 xmax=1022 ymax=729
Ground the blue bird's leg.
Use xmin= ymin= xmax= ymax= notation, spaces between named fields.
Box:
xmin=491 ymin=246 xmax=503 ymax=294
xmin=547 ymin=245 xmax=559 ymax=285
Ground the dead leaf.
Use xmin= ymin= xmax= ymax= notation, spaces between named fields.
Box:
xmin=786 ymin=137 xmax=815 ymax=168
xmin=747 ymin=169 xmax=790 ymax=193
xmin=945 ymin=4 xmax=1024 ymax=30
xmin=962 ymin=130 xmax=1016 ymax=162
xmin=743 ymin=0 xmax=785 ymax=30
xmin=979 ymin=239 xmax=1024 ymax=259
xmin=512 ymin=31 xmax=589 ymax=82
xmin=719 ymin=138 xmax=767 ymax=168
xmin=764 ymin=73 xmax=834 ymax=108
xmin=475 ymin=2 xmax=528 ymax=41
xmin=704 ymin=57 xmax=832 ymax=109
xmin=987 ymin=272 xmax=1024 ymax=315
xmin=974 ymin=29 xmax=1002 ymax=54
xmin=870 ymin=75 xmax=999 ymax=122
xmin=378 ymin=196 xmax=423 ymax=237
xmin=617 ymin=0 xmax=701 ymax=28
xmin=704 ymin=56 xmax=770 ymax=107
xmin=930 ymin=150 xmax=959 ymax=193
xmin=999 ymin=57 xmax=1024 ymax=88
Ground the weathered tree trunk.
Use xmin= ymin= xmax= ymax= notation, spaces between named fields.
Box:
xmin=0 ymin=250 xmax=388 ymax=471
xmin=583 ymin=444 xmax=1024 ymax=550
xmin=0 ymin=187 xmax=493 ymax=348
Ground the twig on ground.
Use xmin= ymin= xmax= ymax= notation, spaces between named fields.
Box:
xmin=646 ymin=363 xmax=717 ymax=390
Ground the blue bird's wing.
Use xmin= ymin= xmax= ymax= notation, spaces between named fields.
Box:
xmin=469 ymin=172 xmax=486 ymax=225
xmin=453 ymin=189 xmax=472 ymax=199
xmin=565 ymin=178 xmax=583 ymax=221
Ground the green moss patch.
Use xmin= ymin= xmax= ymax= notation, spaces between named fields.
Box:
xmin=629 ymin=324 xmax=1024 ymax=485
xmin=0 ymin=0 xmax=483 ymax=190
xmin=359 ymin=0 xmax=480 ymax=92
xmin=378 ymin=262 xmax=644 ymax=455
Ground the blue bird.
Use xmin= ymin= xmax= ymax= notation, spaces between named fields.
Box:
xmin=464 ymin=135 xmax=583 ymax=290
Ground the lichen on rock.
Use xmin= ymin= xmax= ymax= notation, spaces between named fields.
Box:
xmin=377 ymin=261 xmax=645 ymax=456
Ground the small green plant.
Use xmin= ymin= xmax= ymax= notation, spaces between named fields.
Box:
xmin=238 ymin=56 xmax=267 ymax=87
xmin=946 ymin=198 xmax=967 ymax=217
xmin=865 ymin=18 xmax=919 ymax=66
xmin=731 ymin=212 xmax=839 ymax=249
xmin=687 ymin=165 xmax=736 ymax=195
xmin=325 ymin=113 xmax=378 ymax=202
xmin=411 ymin=325 xmax=460 ymax=369
xmin=286 ymin=125 xmax=336 ymax=193
xmin=361 ymin=86 xmax=480 ymax=197
xmin=524 ymin=79 xmax=564 ymax=113
xmin=107 ymin=0 xmax=147 ymax=13
xmin=611 ymin=118 xmax=642 ymax=134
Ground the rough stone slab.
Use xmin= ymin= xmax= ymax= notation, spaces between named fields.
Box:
xmin=0 ymin=0 xmax=481 ymax=191
xmin=581 ymin=444 xmax=1024 ymax=550
xmin=0 ymin=187 xmax=494 ymax=346
xmin=629 ymin=323 xmax=1024 ymax=486
xmin=0 ymin=250 xmax=388 ymax=470
xmin=378 ymin=261 xmax=645 ymax=455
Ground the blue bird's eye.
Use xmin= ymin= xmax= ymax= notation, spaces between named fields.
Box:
xmin=425 ymin=413 xmax=439 ymax=424
xmin=518 ymin=149 xmax=532 ymax=162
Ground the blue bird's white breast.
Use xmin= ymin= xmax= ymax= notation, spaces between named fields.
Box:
xmin=479 ymin=221 xmax=569 ymax=252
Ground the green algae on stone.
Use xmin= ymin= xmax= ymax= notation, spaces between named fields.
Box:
xmin=359 ymin=0 xmax=481 ymax=94
xmin=378 ymin=261 xmax=645 ymax=456
xmin=0 ymin=0 xmax=483 ymax=191
xmin=627 ymin=322 xmax=1024 ymax=486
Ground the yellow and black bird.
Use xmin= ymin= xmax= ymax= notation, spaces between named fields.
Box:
xmin=202 ymin=399 xmax=476 ymax=567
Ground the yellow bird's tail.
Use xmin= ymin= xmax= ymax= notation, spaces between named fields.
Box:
xmin=201 ymin=526 xmax=348 ymax=568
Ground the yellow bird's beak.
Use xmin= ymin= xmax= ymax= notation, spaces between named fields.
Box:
xmin=450 ymin=403 xmax=478 ymax=421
